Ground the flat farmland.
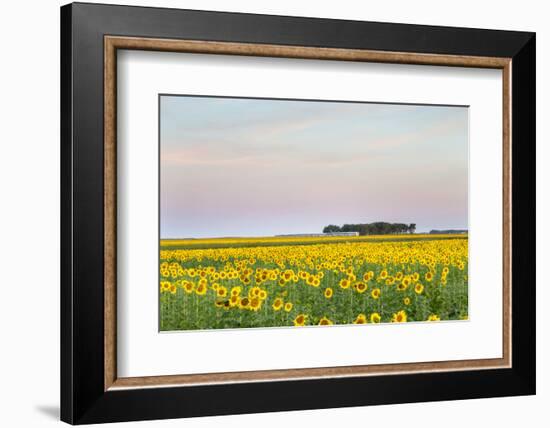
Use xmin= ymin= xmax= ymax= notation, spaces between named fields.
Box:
xmin=159 ymin=234 xmax=468 ymax=331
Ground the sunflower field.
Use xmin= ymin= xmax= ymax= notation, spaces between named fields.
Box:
xmin=159 ymin=235 xmax=468 ymax=331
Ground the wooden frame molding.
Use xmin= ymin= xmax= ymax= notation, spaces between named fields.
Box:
xmin=104 ymin=35 xmax=512 ymax=391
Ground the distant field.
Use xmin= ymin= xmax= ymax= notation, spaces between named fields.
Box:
xmin=160 ymin=233 xmax=467 ymax=250
xmin=159 ymin=234 xmax=468 ymax=331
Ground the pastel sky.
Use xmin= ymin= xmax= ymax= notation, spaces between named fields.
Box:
xmin=160 ymin=95 xmax=468 ymax=238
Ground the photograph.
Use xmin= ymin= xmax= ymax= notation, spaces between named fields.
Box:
xmin=54 ymin=2 xmax=536 ymax=424
xmin=159 ymin=95 xmax=469 ymax=331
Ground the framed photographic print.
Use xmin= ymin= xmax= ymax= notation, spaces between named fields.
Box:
xmin=60 ymin=2 xmax=536 ymax=424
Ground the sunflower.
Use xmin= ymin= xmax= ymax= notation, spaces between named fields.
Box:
xmin=339 ymin=278 xmax=351 ymax=289
xmin=284 ymin=302 xmax=293 ymax=312
xmin=169 ymin=284 xmax=177 ymax=294
xmin=414 ymin=283 xmax=424 ymax=295
xmin=239 ymin=297 xmax=250 ymax=309
xmin=370 ymin=312 xmax=381 ymax=323
xmin=217 ymin=286 xmax=228 ymax=298
xmin=354 ymin=314 xmax=367 ymax=324
xmin=371 ymin=288 xmax=381 ymax=299
xmin=183 ymin=281 xmax=194 ymax=294
xmin=324 ymin=288 xmax=333 ymax=299
xmin=391 ymin=310 xmax=407 ymax=323
xmin=379 ymin=269 xmax=388 ymax=280
xmin=272 ymin=298 xmax=283 ymax=311
xmin=427 ymin=314 xmax=441 ymax=321
xmin=195 ymin=281 xmax=210 ymax=296
xmin=293 ymin=314 xmax=307 ymax=326
xmin=318 ymin=316 xmax=333 ymax=326
xmin=160 ymin=281 xmax=171 ymax=292
xmin=229 ymin=295 xmax=240 ymax=307
xmin=250 ymin=297 xmax=262 ymax=311
xmin=282 ymin=269 xmax=293 ymax=281
xmin=230 ymin=286 xmax=241 ymax=296
xmin=403 ymin=297 xmax=411 ymax=306
xmin=355 ymin=282 xmax=367 ymax=293
xmin=425 ymin=271 xmax=433 ymax=282
xmin=195 ymin=283 xmax=208 ymax=296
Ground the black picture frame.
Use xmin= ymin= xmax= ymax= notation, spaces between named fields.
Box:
xmin=61 ymin=2 xmax=535 ymax=424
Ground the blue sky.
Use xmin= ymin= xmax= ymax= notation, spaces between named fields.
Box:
xmin=160 ymin=95 xmax=468 ymax=238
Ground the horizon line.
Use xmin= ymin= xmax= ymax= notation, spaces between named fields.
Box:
xmin=161 ymin=229 xmax=469 ymax=240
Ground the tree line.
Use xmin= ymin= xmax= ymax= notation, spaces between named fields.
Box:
xmin=323 ymin=222 xmax=416 ymax=235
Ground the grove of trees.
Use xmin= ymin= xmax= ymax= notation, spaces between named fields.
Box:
xmin=323 ymin=222 xmax=416 ymax=235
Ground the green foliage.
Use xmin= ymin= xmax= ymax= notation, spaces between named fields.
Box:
xmin=160 ymin=239 xmax=468 ymax=331
xmin=322 ymin=222 xmax=419 ymax=235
